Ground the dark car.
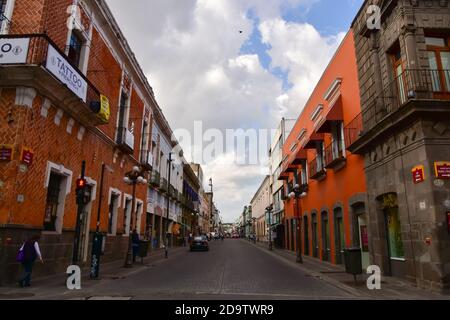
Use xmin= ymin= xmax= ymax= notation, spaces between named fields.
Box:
xmin=190 ymin=236 xmax=209 ymax=252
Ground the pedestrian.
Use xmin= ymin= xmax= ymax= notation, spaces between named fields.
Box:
xmin=131 ymin=229 xmax=140 ymax=263
xmin=17 ymin=234 xmax=44 ymax=288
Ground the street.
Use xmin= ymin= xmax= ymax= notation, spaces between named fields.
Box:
xmin=6 ymin=239 xmax=359 ymax=300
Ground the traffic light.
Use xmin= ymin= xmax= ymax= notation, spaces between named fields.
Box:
xmin=76 ymin=178 xmax=87 ymax=205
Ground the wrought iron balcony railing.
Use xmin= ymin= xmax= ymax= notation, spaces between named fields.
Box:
xmin=344 ymin=68 xmax=450 ymax=151
xmin=149 ymin=171 xmax=160 ymax=187
xmin=309 ymin=156 xmax=326 ymax=180
xmin=324 ymin=141 xmax=346 ymax=169
xmin=116 ymin=126 xmax=134 ymax=153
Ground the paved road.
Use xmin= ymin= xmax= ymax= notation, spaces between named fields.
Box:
xmin=57 ymin=239 xmax=356 ymax=300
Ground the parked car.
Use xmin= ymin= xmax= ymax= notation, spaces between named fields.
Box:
xmin=190 ymin=236 xmax=209 ymax=252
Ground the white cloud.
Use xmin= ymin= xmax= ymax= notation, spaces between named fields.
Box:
xmin=105 ymin=0 xmax=345 ymax=223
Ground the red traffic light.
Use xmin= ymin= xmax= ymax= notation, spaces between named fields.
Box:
xmin=76 ymin=178 xmax=87 ymax=189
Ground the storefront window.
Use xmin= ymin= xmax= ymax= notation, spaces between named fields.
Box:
xmin=44 ymin=173 xmax=62 ymax=231
xmin=385 ymin=207 xmax=404 ymax=259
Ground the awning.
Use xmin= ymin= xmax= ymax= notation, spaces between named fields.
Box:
xmin=315 ymin=95 xmax=343 ymax=133
xmin=167 ymin=221 xmax=174 ymax=234
xmin=303 ymin=132 xmax=325 ymax=149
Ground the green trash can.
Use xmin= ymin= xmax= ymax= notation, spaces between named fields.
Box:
xmin=344 ymin=247 xmax=362 ymax=283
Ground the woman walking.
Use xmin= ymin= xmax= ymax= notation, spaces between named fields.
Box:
xmin=17 ymin=235 xmax=44 ymax=287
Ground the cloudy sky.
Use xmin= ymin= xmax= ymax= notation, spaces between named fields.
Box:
xmin=105 ymin=0 xmax=364 ymax=223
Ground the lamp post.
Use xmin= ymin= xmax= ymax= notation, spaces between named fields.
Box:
xmin=164 ymin=152 xmax=173 ymax=259
xmin=289 ymin=184 xmax=307 ymax=264
xmin=266 ymin=204 xmax=273 ymax=251
xmin=209 ymin=178 xmax=213 ymax=234
xmin=123 ymin=166 xmax=147 ymax=268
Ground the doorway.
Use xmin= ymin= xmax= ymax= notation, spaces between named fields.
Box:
xmin=334 ymin=208 xmax=345 ymax=265
xmin=303 ymin=215 xmax=309 ymax=256
xmin=312 ymin=213 xmax=318 ymax=258
xmin=321 ymin=211 xmax=330 ymax=262
xmin=352 ymin=202 xmax=370 ymax=270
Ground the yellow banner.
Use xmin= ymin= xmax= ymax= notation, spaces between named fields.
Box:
xmin=97 ymin=94 xmax=110 ymax=123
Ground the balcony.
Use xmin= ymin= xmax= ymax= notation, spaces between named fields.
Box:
xmin=0 ymin=34 xmax=109 ymax=127
xmin=159 ymin=178 xmax=168 ymax=193
xmin=140 ymin=150 xmax=153 ymax=171
xmin=309 ymin=156 xmax=326 ymax=181
xmin=116 ymin=126 xmax=134 ymax=154
xmin=345 ymin=68 xmax=450 ymax=153
xmin=324 ymin=142 xmax=346 ymax=170
xmin=149 ymin=171 xmax=160 ymax=187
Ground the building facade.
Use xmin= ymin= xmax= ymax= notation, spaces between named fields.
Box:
xmin=250 ymin=176 xmax=271 ymax=242
xmin=349 ymin=0 xmax=450 ymax=291
xmin=268 ymin=118 xmax=296 ymax=248
xmin=280 ymin=31 xmax=368 ymax=267
xmin=0 ymin=0 xmax=167 ymax=284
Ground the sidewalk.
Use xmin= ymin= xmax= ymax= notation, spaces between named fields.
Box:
xmin=0 ymin=246 xmax=187 ymax=300
xmin=249 ymin=240 xmax=450 ymax=300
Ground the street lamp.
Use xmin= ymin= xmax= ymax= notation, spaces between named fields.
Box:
xmin=123 ymin=166 xmax=147 ymax=268
xmin=209 ymin=178 xmax=213 ymax=233
xmin=289 ymin=184 xmax=307 ymax=264
xmin=266 ymin=204 xmax=273 ymax=251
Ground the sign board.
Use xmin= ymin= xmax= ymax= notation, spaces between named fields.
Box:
xmin=45 ymin=44 xmax=87 ymax=102
xmin=447 ymin=212 xmax=450 ymax=234
xmin=0 ymin=38 xmax=30 ymax=64
xmin=21 ymin=147 xmax=34 ymax=166
xmin=97 ymin=94 xmax=111 ymax=123
xmin=360 ymin=225 xmax=369 ymax=252
xmin=0 ymin=145 xmax=13 ymax=161
xmin=412 ymin=165 xmax=425 ymax=184
xmin=435 ymin=162 xmax=450 ymax=179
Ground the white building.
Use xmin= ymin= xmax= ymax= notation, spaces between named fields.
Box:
xmin=268 ymin=118 xmax=295 ymax=246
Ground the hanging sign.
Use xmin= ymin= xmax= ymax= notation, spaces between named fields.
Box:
xmin=447 ymin=212 xmax=450 ymax=234
xmin=96 ymin=94 xmax=110 ymax=123
xmin=0 ymin=38 xmax=30 ymax=64
xmin=45 ymin=44 xmax=88 ymax=102
xmin=20 ymin=147 xmax=34 ymax=166
xmin=435 ymin=162 xmax=450 ymax=179
xmin=412 ymin=165 xmax=425 ymax=184
xmin=0 ymin=145 xmax=13 ymax=161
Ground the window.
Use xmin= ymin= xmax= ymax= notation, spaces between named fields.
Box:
xmin=44 ymin=173 xmax=63 ymax=231
xmin=67 ymin=31 xmax=84 ymax=68
xmin=390 ymin=43 xmax=406 ymax=105
xmin=315 ymin=141 xmax=325 ymax=171
xmin=331 ymin=121 xmax=345 ymax=160
xmin=108 ymin=193 xmax=120 ymax=235
xmin=426 ymin=36 xmax=450 ymax=93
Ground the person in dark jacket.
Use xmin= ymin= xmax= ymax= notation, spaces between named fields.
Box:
xmin=18 ymin=234 xmax=44 ymax=287
xmin=131 ymin=229 xmax=140 ymax=263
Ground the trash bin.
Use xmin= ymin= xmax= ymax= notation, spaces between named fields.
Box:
xmin=344 ymin=247 xmax=363 ymax=281
xmin=138 ymin=240 xmax=150 ymax=259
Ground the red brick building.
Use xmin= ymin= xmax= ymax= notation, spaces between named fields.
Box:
xmin=0 ymin=0 xmax=172 ymax=285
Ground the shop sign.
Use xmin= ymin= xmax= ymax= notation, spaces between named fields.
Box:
xmin=447 ymin=212 xmax=450 ymax=234
xmin=45 ymin=44 xmax=87 ymax=102
xmin=21 ymin=147 xmax=34 ymax=166
xmin=97 ymin=94 xmax=110 ymax=123
xmin=0 ymin=144 xmax=13 ymax=161
xmin=360 ymin=225 xmax=369 ymax=252
xmin=435 ymin=162 xmax=450 ymax=179
xmin=412 ymin=165 xmax=425 ymax=184
xmin=0 ymin=38 xmax=30 ymax=64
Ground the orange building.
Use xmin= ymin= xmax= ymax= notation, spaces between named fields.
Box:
xmin=279 ymin=30 xmax=370 ymax=268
